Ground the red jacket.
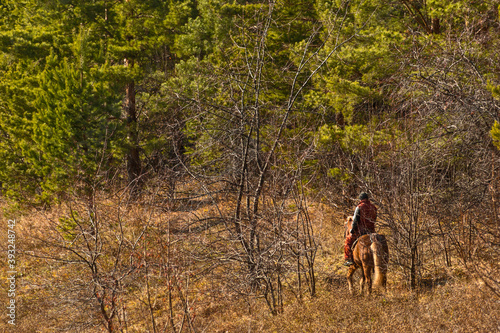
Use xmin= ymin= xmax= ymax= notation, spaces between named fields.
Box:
xmin=353 ymin=199 xmax=377 ymax=234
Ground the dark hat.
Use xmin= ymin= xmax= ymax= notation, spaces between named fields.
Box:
xmin=359 ymin=192 xmax=369 ymax=200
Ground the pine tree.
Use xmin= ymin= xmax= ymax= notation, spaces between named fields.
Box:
xmin=0 ymin=1 xmax=122 ymax=202
xmin=0 ymin=0 xmax=196 ymax=202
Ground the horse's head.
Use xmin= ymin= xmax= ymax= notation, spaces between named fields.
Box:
xmin=344 ymin=215 xmax=353 ymax=238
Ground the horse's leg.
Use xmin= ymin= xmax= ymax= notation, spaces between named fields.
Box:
xmin=359 ymin=266 xmax=366 ymax=295
xmin=363 ymin=265 xmax=372 ymax=296
xmin=347 ymin=265 xmax=356 ymax=295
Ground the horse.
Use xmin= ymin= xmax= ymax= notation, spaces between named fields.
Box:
xmin=344 ymin=216 xmax=389 ymax=295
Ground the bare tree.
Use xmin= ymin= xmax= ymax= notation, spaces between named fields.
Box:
xmin=150 ymin=0 xmax=377 ymax=314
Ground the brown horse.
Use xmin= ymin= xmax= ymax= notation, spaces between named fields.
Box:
xmin=344 ymin=216 xmax=389 ymax=295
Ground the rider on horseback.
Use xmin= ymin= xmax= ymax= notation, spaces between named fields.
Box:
xmin=344 ymin=192 xmax=377 ymax=266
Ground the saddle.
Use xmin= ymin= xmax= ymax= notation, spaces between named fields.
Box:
xmin=351 ymin=232 xmax=376 ymax=251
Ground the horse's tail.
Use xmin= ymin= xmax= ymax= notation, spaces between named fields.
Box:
xmin=370 ymin=234 xmax=389 ymax=290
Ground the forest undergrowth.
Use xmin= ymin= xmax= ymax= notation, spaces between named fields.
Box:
xmin=1 ymin=191 xmax=499 ymax=333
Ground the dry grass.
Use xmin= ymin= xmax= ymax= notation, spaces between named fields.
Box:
xmin=264 ymin=281 xmax=500 ymax=333
xmin=1 ymin=197 xmax=499 ymax=332
xmin=176 ymin=274 xmax=500 ymax=332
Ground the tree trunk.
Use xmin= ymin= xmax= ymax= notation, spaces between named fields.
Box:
xmin=124 ymin=58 xmax=142 ymax=194
xmin=410 ymin=246 xmax=417 ymax=290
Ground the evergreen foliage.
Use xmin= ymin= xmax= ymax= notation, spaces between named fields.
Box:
xmin=1 ymin=0 xmax=499 ymax=202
